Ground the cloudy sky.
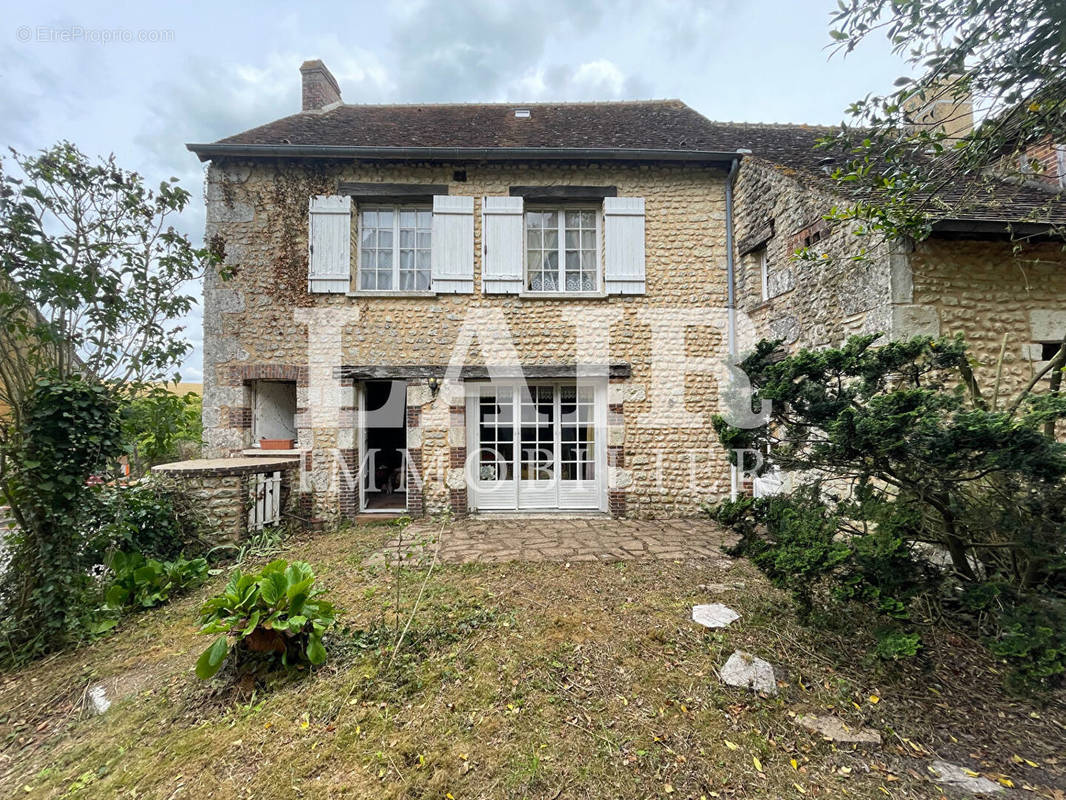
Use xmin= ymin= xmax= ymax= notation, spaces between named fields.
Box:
xmin=0 ymin=0 xmax=910 ymax=381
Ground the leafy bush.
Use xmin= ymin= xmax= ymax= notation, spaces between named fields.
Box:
xmin=195 ymin=560 xmax=336 ymax=680
xmin=103 ymin=550 xmax=208 ymax=611
xmin=711 ymin=334 xmax=1066 ymax=691
xmin=120 ymin=386 xmax=202 ymax=474
xmin=0 ymin=375 xmax=124 ymax=661
xmin=83 ymin=478 xmax=209 ymax=562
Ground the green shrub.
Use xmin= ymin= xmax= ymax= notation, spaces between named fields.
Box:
xmin=195 ymin=559 xmax=336 ymax=680
xmin=120 ymin=386 xmax=202 ymax=475
xmin=84 ymin=479 xmax=208 ymax=561
xmin=0 ymin=375 xmax=124 ymax=661
xmin=102 ymin=550 xmax=208 ymax=611
xmin=711 ymin=334 xmax=1066 ymax=691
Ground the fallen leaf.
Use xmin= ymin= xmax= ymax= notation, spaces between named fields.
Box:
xmin=753 ymin=756 xmax=763 ymax=772
xmin=868 ymin=695 xmax=880 ymax=704
xmin=724 ymin=740 xmax=739 ymax=751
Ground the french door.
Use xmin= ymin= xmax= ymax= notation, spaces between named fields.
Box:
xmin=468 ymin=381 xmax=605 ymax=511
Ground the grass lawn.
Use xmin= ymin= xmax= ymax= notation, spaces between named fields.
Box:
xmin=1 ymin=521 xmax=1064 ymax=799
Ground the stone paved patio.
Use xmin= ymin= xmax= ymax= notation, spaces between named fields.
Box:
xmin=366 ymin=516 xmax=737 ymax=565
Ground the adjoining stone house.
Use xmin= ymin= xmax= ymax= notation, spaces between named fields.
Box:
xmin=188 ymin=60 xmax=1066 ymax=521
xmin=729 ymin=117 xmax=1066 ymax=396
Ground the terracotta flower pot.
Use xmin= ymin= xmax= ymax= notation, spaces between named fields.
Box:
xmin=259 ymin=438 xmax=294 ymax=450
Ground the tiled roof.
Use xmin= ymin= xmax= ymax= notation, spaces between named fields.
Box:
xmin=211 ymin=100 xmax=749 ymax=152
xmin=193 ymin=101 xmax=1066 ymax=226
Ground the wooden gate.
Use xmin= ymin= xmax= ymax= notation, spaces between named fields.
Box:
xmin=248 ymin=471 xmax=282 ymax=531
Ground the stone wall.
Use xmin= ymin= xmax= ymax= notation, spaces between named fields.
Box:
xmin=910 ymin=237 xmax=1066 ymax=394
xmin=202 ymin=159 xmax=735 ymax=518
xmin=731 ymin=157 xmax=910 ymax=351
xmin=152 ymin=460 xmax=298 ymax=544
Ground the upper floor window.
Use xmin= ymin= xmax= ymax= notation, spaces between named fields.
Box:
xmin=358 ymin=206 xmax=432 ymax=292
xmin=525 ymin=208 xmax=600 ymax=293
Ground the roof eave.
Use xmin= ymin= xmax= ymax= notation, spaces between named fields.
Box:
xmin=930 ymin=218 xmax=1066 ymax=240
xmin=184 ymin=143 xmax=743 ymax=164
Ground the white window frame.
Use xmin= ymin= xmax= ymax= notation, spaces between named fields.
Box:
xmin=523 ymin=206 xmax=603 ymax=296
xmin=355 ymin=204 xmax=433 ymax=294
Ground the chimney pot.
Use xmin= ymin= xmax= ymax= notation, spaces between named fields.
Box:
xmin=300 ymin=59 xmax=342 ymax=112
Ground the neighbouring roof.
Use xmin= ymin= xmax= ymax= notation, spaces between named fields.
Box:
xmin=187 ymin=100 xmax=1066 ymax=228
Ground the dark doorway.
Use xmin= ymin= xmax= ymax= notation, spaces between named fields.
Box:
xmin=362 ymin=380 xmax=407 ymax=512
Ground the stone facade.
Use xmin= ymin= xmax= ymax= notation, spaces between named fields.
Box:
xmin=202 ymin=159 xmax=735 ymax=519
xmin=732 ymin=157 xmax=1066 ymax=385
xmin=732 ymin=157 xmax=910 ymax=350
xmin=910 ymin=238 xmax=1066 ymax=395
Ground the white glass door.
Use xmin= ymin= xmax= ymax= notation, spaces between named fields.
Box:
xmin=471 ymin=385 xmax=517 ymax=510
xmin=468 ymin=381 xmax=605 ymax=511
xmin=518 ymin=384 xmax=557 ymax=509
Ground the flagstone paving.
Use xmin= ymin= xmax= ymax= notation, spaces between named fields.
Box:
xmin=366 ymin=516 xmax=737 ymax=566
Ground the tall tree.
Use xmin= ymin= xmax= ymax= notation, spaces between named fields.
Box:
xmin=0 ymin=142 xmax=213 ymax=422
xmin=0 ymin=142 xmax=215 ymax=659
xmin=825 ymin=0 xmax=1066 ymax=239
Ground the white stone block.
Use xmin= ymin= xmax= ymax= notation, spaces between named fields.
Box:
xmin=407 ymin=427 xmax=423 ymax=450
xmin=1029 ymin=309 xmax=1066 ymax=342
xmin=447 ymin=426 xmax=466 ymax=447
xmin=891 ymin=304 xmax=941 ymax=338
xmin=446 ymin=467 xmax=466 ymax=490
xmin=407 ymin=384 xmax=433 ymax=408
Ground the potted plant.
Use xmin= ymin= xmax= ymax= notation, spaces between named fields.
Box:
xmin=259 ymin=438 xmax=294 ymax=450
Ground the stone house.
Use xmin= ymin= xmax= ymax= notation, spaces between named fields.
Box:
xmin=188 ymin=60 xmax=1065 ymax=521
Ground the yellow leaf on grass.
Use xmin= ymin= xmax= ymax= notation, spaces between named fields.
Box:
xmin=753 ymin=756 xmax=763 ymax=772
xmin=998 ymin=778 xmax=1015 ymax=788
xmin=790 ymin=758 xmax=799 ymax=771
xmin=963 ymin=769 xmax=980 ymax=778
xmin=724 ymin=740 xmax=739 ymax=751
xmin=793 ymin=783 xmax=806 ymax=794
xmin=868 ymin=695 xmax=880 ymax=704
xmin=664 ymin=784 xmax=674 ymax=794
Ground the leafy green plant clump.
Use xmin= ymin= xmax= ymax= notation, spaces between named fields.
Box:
xmin=103 ymin=551 xmax=208 ymax=611
xmin=711 ymin=334 xmax=1066 ymax=692
xmin=195 ymin=560 xmax=337 ymax=680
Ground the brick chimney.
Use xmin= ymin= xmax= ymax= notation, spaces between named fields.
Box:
xmin=300 ymin=60 xmax=342 ymax=112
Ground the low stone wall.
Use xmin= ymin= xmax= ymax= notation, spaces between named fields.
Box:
xmin=152 ymin=457 xmax=299 ymax=543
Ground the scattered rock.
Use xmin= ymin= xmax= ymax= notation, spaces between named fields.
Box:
xmin=698 ymin=582 xmax=747 ymax=593
xmin=719 ymin=650 xmax=777 ymax=695
xmin=86 ymin=684 xmax=111 ymax=715
xmin=692 ymin=603 xmax=740 ymax=629
xmin=794 ymin=714 xmax=882 ymax=745
xmin=929 ymin=761 xmax=1003 ymax=795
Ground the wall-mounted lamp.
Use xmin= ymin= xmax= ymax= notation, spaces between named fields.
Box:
xmin=427 ymin=376 xmax=441 ymax=395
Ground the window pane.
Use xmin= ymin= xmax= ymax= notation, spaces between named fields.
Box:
xmin=415 ymin=270 xmax=431 ymax=291
xmin=399 ymin=210 xmax=416 ymax=228
xmin=377 ymin=270 xmax=392 ymax=290
xmin=378 ymin=210 xmax=393 ymax=228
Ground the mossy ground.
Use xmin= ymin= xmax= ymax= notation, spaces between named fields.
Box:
xmin=1 ymin=521 xmax=1063 ymax=799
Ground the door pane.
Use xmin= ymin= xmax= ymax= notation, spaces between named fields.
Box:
xmin=560 ymin=383 xmax=596 ymax=481
xmin=478 ymin=388 xmax=514 ymax=482
xmin=520 ymin=385 xmax=555 ymax=482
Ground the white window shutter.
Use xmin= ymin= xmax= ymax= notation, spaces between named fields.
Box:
xmin=431 ymin=195 xmax=474 ymax=294
xmin=307 ymin=195 xmax=352 ymax=293
xmin=481 ymin=196 xmax=524 ymax=294
xmin=604 ymin=197 xmax=646 ymax=295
